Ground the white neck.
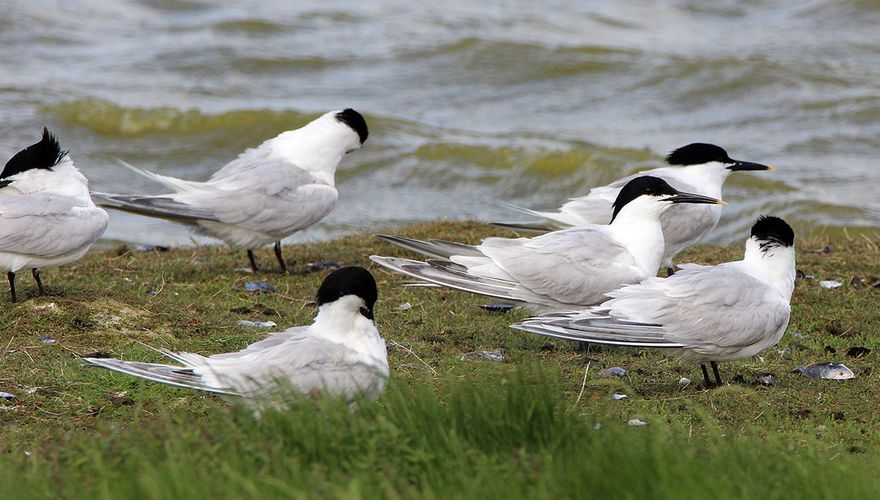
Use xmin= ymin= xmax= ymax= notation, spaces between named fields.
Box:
xmin=310 ymin=295 xmax=386 ymax=370
xmin=264 ymin=112 xmax=361 ymax=186
xmin=609 ymin=198 xmax=668 ymax=274
xmin=674 ymin=162 xmax=730 ymax=198
xmin=736 ymin=237 xmax=796 ymax=301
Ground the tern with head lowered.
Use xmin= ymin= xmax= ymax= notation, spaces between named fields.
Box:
xmin=0 ymin=128 xmax=109 ymax=302
xmin=92 ymin=109 xmax=369 ymax=273
xmin=84 ymin=267 xmax=389 ymax=406
xmin=512 ymin=216 xmax=795 ymax=388
xmin=371 ymin=176 xmax=724 ymax=313
xmin=494 ymin=143 xmax=772 ymax=274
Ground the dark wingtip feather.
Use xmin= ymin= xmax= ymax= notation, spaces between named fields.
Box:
xmin=2 ymin=127 xmax=69 ymax=180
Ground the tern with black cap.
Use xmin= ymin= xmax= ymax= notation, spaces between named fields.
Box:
xmin=84 ymin=266 xmax=389 ymax=404
xmin=372 ymin=176 xmax=725 ymax=313
xmin=512 ymin=216 xmax=795 ymax=388
xmin=93 ymin=109 xmax=369 ymax=273
xmin=0 ymin=128 xmax=108 ymax=302
xmin=494 ymin=143 xmax=772 ymax=274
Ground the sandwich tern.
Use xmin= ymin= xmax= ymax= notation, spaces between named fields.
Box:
xmin=494 ymin=143 xmax=771 ymax=274
xmin=511 ymin=216 xmax=795 ymax=387
xmin=0 ymin=128 xmax=109 ymax=302
xmin=371 ymin=176 xmax=724 ymax=313
xmin=84 ymin=266 xmax=389 ymax=404
xmin=93 ymin=109 xmax=369 ymax=273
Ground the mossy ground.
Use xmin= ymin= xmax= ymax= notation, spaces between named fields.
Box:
xmin=1 ymin=221 xmax=879 ymax=497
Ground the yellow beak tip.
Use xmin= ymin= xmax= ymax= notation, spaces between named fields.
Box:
xmin=766 ymin=166 xmax=775 ymax=171
xmin=717 ymin=200 xmax=729 ymax=206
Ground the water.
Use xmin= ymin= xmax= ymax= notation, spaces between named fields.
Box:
xmin=1 ymin=0 xmax=879 ymax=247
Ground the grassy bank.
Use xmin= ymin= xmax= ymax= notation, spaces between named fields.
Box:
xmin=1 ymin=221 xmax=880 ymax=497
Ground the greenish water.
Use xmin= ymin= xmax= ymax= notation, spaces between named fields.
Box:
xmin=1 ymin=1 xmax=878 ymax=246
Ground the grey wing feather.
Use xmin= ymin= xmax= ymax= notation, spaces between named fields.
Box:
xmin=208 ymin=327 xmax=306 ymax=360
xmin=370 ymin=255 xmax=524 ymax=303
xmin=91 ymin=192 xmax=219 ymax=223
xmin=0 ymin=195 xmax=108 ymax=256
xmin=83 ymin=357 xmax=240 ymax=395
xmin=374 ymin=235 xmax=484 ymax=260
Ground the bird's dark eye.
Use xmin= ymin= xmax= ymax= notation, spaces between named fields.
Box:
xmin=358 ymin=306 xmax=374 ymax=320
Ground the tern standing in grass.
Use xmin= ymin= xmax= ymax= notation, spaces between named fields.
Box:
xmin=93 ymin=109 xmax=369 ymax=273
xmin=372 ymin=176 xmax=724 ymax=313
xmin=494 ymin=143 xmax=772 ymax=274
xmin=512 ymin=216 xmax=795 ymax=387
xmin=0 ymin=128 xmax=109 ymax=302
xmin=85 ymin=267 xmax=389 ymax=405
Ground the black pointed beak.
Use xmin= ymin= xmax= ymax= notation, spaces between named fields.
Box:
xmin=728 ymin=160 xmax=773 ymax=172
xmin=666 ymin=191 xmax=727 ymax=205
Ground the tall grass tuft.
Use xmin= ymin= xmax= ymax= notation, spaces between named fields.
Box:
xmin=3 ymin=365 xmax=876 ymax=498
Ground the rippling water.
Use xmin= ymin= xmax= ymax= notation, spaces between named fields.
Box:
xmin=2 ymin=0 xmax=879 ymax=246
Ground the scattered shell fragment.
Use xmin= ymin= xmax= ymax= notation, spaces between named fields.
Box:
xmin=39 ymin=337 xmax=56 ymax=344
xmin=236 ymin=320 xmax=277 ymax=328
xmin=819 ymin=279 xmax=843 ymax=289
xmin=598 ymin=367 xmax=627 ymax=378
xmin=627 ymin=418 xmax=647 ymax=426
xmin=242 ymin=281 xmax=274 ymax=293
xmin=678 ymin=377 xmax=691 ymax=387
xmin=480 ymin=301 xmax=515 ymax=313
xmin=757 ymin=374 xmax=774 ymax=386
xmin=794 ymin=362 xmax=855 ymax=380
xmin=0 ymin=392 xmax=14 ymax=400
xmin=396 ymin=302 xmax=412 ymax=311
xmin=461 ymin=350 xmax=506 ymax=362
xmin=612 ymin=392 xmax=628 ymax=400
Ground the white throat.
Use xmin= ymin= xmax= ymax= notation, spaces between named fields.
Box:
xmin=264 ymin=113 xmax=360 ymax=186
xmin=676 ymin=162 xmax=731 ymax=198
xmin=740 ymin=237 xmax=796 ymax=301
xmin=609 ymin=197 xmax=668 ymax=274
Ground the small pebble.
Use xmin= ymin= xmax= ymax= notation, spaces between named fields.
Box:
xmin=598 ymin=367 xmax=627 ymax=378
xmin=461 ymin=350 xmax=506 ymax=362
xmin=794 ymin=362 xmax=855 ymax=380
xmin=612 ymin=392 xmax=628 ymax=401
xmin=243 ymin=281 xmax=274 ymax=293
xmin=480 ymin=302 xmax=515 ymax=313
xmin=397 ymin=302 xmax=412 ymax=311
xmin=757 ymin=374 xmax=775 ymax=386
xmin=0 ymin=392 xmax=15 ymax=400
xmin=236 ymin=320 xmax=277 ymax=328
xmin=819 ymin=280 xmax=843 ymax=289
xmin=678 ymin=377 xmax=691 ymax=387
xmin=628 ymin=418 xmax=647 ymax=427
xmin=39 ymin=337 xmax=56 ymax=344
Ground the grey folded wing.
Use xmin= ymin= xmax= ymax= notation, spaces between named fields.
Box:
xmin=0 ymin=194 xmax=108 ymax=257
xmin=186 ymin=160 xmax=338 ymax=234
xmin=477 ymin=228 xmax=644 ymax=305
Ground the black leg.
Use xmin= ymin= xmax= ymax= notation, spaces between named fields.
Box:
xmin=711 ymin=361 xmax=723 ymax=386
xmin=700 ymin=364 xmax=712 ymax=388
xmin=273 ymin=241 xmax=288 ymax=274
xmin=7 ymin=271 xmax=16 ymax=303
xmin=247 ymin=250 xmax=259 ymax=273
xmin=32 ymin=268 xmax=46 ymax=295
xmin=666 ymin=266 xmax=676 ymax=276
